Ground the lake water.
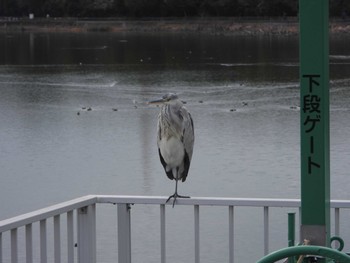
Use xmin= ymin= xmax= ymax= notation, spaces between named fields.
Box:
xmin=0 ymin=32 xmax=350 ymax=262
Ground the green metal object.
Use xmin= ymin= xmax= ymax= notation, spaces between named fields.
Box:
xmin=256 ymin=246 xmax=350 ymax=263
xmin=299 ymin=0 xmax=330 ymax=247
xmin=288 ymin=213 xmax=296 ymax=263
xmin=330 ymin=236 xmax=345 ymax=252
xmin=288 ymin=213 xmax=296 ymax=248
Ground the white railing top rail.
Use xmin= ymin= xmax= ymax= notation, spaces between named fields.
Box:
xmin=96 ymin=195 xmax=350 ymax=208
xmin=96 ymin=195 xmax=301 ymax=206
xmin=1 ymin=195 xmax=350 ymax=233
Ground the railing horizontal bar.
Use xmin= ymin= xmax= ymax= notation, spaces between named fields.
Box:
xmin=330 ymin=200 xmax=350 ymax=208
xmin=96 ymin=195 xmax=301 ymax=207
xmin=2 ymin=195 xmax=350 ymax=234
xmin=97 ymin=195 xmax=350 ymax=208
xmin=0 ymin=195 xmax=97 ymax=233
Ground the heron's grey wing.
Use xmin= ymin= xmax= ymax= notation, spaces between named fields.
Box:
xmin=158 ymin=148 xmax=174 ymax=180
xmin=182 ymin=110 xmax=194 ymax=161
xmin=180 ymin=108 xmax=194 ymax=182
xmin=157 ymin=113 xmax=174 ymax=180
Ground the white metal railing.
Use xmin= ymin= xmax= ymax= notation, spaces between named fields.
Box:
xmin=1 ymin=195 xmax=350 ymax=263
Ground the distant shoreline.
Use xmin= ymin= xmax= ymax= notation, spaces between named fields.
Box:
xmin=1 ymin=17 xmax=350 ymax=35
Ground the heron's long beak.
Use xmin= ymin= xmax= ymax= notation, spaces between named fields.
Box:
xmin=148 ymin=98 xmax=166 ymax=105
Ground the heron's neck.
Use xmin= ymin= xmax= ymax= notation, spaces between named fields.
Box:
xmin=160 ymin=104 xmax=183 ymax=139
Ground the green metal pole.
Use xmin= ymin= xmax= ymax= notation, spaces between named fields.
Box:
xmin=288 ymin=213 xmax=296 ymax=248
xmin=299 ymin=0 xmax=330 ymax=248
xmin=288 ymin=213 xmax=295 ymax=263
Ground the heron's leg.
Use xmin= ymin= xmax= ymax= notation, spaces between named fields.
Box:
xmin=175 ymin=179 xmax=190 ymax=199
xmin=166 ymin=175 xmax=190 ymax=207
xmin=166 ymin=179 xmax=180 ymax=207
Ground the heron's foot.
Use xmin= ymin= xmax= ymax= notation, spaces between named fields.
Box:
xmin=166 ymin=193 xmax=190 ymax=207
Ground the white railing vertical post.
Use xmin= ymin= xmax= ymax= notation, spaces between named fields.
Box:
xmin=54 ymin=215 xmax=61 ymax=263
xmin=263 ymin=206 xmax=269 ymax=255
xmin=67 ymin=211 xmax=74 ymax=263
xmin=194 ymin=205 xmax=200 ymax=263
xmin=334 ymin=208 xmax=340 ymax=236
xmin=77 ymin=205 xmax=96 ymax=263
xmin=229 ymin=206 xmax=234 ymax=263
xmin=11 ymin=228 xmax=17 ymax=263
xmin=40 ymin=219 xmax=47 ymax=263
xmin=0 ymin=232 xmax=2 ymax=263
xmin=160 ymin=204 xmax=166 ymax=263
xmin=25 ymin=224 xmax=33 ymax=263
xmin=117 ymin=203 xmax=131 ymax=263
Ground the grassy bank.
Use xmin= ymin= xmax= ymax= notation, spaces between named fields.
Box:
xmin=1 ymin=17 xmax=350 ymax=35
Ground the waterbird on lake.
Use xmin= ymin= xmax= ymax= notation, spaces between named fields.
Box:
xmin=132 ymin=99 xmax=138 ymax=109
xmin=148 ymin=93 xmax=194 ymax=207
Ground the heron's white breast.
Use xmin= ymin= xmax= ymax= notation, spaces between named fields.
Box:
xmin=158 ymin=137 xmax=185 ymax=169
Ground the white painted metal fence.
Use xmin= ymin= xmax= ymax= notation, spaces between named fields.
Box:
xmin=1 ymin=195 xmax=350 ymax=263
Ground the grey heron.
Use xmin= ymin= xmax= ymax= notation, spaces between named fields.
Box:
xmin=148 ymin=93 xmax=194 ymax=207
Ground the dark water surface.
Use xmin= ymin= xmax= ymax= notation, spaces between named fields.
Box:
xmin=0 ymin=32 xmax=350 ymax=262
